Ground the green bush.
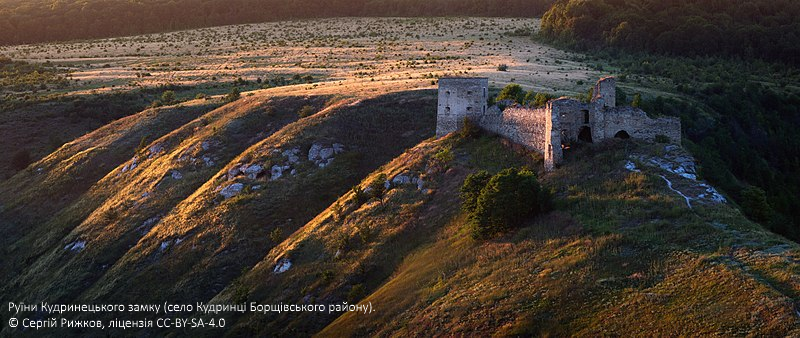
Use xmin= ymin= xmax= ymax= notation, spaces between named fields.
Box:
xmin=368 ymin=173 xmax=388 ymax=203
xmin=460 ymin=170 xmax=492 ymax=213
xmin=160 ymin=90 xmax=176 ymax=105
xmin=297 ymin=105 xmax=315 ymax=118
xmin=224 ymin=87 xmax=241 ymax=103
xmin=525 ymin=91 xmax=556 ymax=107
xmin=496 ymin=83 xmax=525 ymax=104
xmin=740 ymin=185 xmax=773 ymax=223
xmin=497 ymin=64 xmax=509 ymax=72
xmin=462 ymin=168 xmax=550 ymax=239
xmin=459 ymin=117 xmax=482 ymax=139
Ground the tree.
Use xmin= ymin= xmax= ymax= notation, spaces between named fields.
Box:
xmin=225 ymin=87 xmax=241 ymax=103
xmin=460 ymin=170 xmax=491 ymax=213
xmin=631 ymin=93 xmax=642 ymax=107
xmin=368 ymin=173 xmax=388 ymax=204
xmin=496 ymin=83 xmax=525 ymax=104
xmin=160 ymin=90 xmax=176 ymax=105
xmin=462 ymin=168 xmax=550 ymax=239
xmin=741 ymin=185 xmax=772 ymax=223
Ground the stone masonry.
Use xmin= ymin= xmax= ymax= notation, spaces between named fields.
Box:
xmin=436 ymin=76 xmax=682 ymax=170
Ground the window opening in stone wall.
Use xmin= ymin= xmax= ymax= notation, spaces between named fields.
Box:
xmin=583 ymin=110 xmax=589 ymax=124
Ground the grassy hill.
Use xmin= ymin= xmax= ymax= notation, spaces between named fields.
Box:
xmin=1 ymin=86 xmax=799 ymax=335
xmin=208 ymin=131 xmax=798 ymax=336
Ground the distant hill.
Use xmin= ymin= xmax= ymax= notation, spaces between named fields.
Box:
xmin=540 ymin=0 xmax=800 ymax=65
xmin=0 ymin=0 xmax=554 ymax=45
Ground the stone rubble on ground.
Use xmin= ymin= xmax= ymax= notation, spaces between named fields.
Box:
xmin=121 ymin=157 xmax=138 ymax=173
xmin=626 ymin=145 xmax=727 ymax=207
xmin=171 ymin=170 xmax=183 ymax=180
xmin=219 ymin=183 xmax=244 ymax=199
xmin=64 ymin=240 xmax=86 ymax=252
xmin=274 ymin=258 xmax=292 ymax=274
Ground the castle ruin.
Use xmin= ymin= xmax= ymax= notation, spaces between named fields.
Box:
xmin=436 ymin=77 xmax=681 ymax=170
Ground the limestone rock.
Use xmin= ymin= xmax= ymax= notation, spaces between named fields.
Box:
xmin=219 ymin=183 xmax=244 ymax=199
xmin=121 ymin=157 xmax=139 ymax=173
xmin=64 ymin=240 xmax=86 ymax=252
xmin=274 ymin=258 xmax=292 ymax=274
xmin=171 ymin=170 xmax=183 ymax=180
xmin=271 ymin=165 xmax=284 ymax=180
xmin=244 ymin=164 xmax=264 ymax=179
xmin=392 ymin=174 xmax=411 ymax=185
xmin=308 ymin=144 xmax=323 ymax=162
xmin=319 ymin=147 xmax=335 ymax=160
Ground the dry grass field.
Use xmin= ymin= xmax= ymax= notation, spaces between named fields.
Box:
xmin=1 ymin=18 xmax=606 ymax=98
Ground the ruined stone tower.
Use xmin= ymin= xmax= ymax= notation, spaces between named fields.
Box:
xmin=593 ymin=76 xmax=616 ymax=108
xmin=436 ymin=78 xmax=488 ymax=137
xmin=435 ymin=76 xmax=682 ymax=171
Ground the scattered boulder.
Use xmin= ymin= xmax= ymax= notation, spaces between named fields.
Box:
xmin=121 ymin=157 xmax=139 ymax=173
xmin=308 ymin=144 xmax=323 ymax=162
xmin=282 ymin=147 xmax=301 ymax=164
xmin=392 ymin=174 xmax=412 ymax=185
xmin=308 ymin=142 xmax=344 ymax=167
xmin=319 ymin=147 xmax=335 ymax=161
xmin=219 ymin=183 xmax=244 ymax=199
xmin=227 ymin=164 xmax=243 ymax=179
xmin=202 ymin=156 xmax=215 ymax=167
xmin=274 ymin=258 xmax=292 ymax=274
xmin=64 ymin=240 xmax=86 ymax=252
xmin=271 ymin=165 xmax=284 ymax=180
xmin=244 ymin=164 xmax=264 ymax=179
xmin=171 ymin=170 xmax=183 ymax=180
xmin=148 ymin=143 xmax=164 ymax=158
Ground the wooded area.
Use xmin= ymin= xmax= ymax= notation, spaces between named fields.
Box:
xmin=540 ymin=0 xmax=800 ymax=65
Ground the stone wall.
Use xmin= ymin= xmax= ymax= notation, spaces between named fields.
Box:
xmin=478 ymin=105 xmax=548 ymax=153
xmin=435 ymin=76 xmax=683 ymax=171
xmin=436 ymin=78 xmax=488 ymax=136
xmin=593 ymin=76 xmax=616 ymax=108
xmin=602 ymin=106 xmax=682 ymax=144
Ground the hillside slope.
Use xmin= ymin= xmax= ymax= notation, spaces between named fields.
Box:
xmin=2 ymin=94 xmax=331 ymax=303
xmin=213 ymin=134 xmax=800 ymax=336
xmin=2 ymin=88 xmax=799 ymax=336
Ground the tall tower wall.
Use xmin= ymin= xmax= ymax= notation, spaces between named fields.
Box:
xmin=436 ymin=78 xmax=488 ymax=136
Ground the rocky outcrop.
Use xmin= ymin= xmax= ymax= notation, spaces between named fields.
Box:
xmin=308 ymin=143 xmax=345 ymax=168
xmin=219 ymin=183 xmax=244 ymax=199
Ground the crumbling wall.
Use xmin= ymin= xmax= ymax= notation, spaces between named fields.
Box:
xmin=435 ymin=76 xmax=682 ymax=171
xmin=478 ymin=106 xmax=548 ymax=153
xmin=593 ymin=76 xmax=616 ymax=108
xmin=602 ymin=106 xmax=682 ymax=144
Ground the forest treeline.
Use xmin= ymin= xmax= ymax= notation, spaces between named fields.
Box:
xmin=0 ymin=0 xmax=553 ymax=45
xmin=540 ymin=0 xmax=800 ymax=65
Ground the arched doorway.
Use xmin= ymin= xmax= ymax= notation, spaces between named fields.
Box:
xmin=578 ymin=126 xmax=593 ymax=143
xmin=614 ymin=130 xmax=631 ymax=139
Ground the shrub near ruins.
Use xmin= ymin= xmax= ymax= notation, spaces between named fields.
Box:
xmin=460 ymin=168 xmax=550 ymax=239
